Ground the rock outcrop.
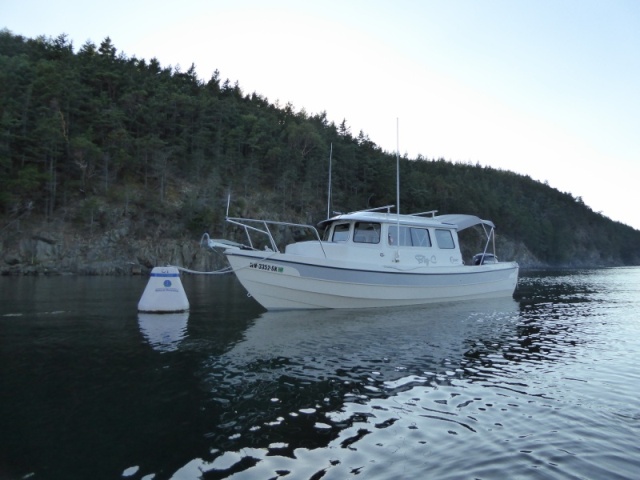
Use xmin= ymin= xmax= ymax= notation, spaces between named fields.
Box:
xmin=2 ymin=215 xmax=616 ymax=275
xmin=1 ymin=222 xmax=227 ymax=276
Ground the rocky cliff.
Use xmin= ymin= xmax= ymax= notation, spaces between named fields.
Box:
xmin=0 ymin=219 xmax=227 ymax=276
xmin=2 ymin=216 xmax=549 ymax=276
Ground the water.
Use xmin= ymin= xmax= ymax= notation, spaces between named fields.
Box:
xmin=1 ymin=268 xmax=639 ymax=480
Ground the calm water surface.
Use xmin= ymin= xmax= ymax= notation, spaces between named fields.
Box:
xmin=1 ymin=268 xmax=639 ymax=479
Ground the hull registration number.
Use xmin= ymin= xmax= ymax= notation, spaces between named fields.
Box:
xmin=249 ymin=262 xmax=283 ymax=273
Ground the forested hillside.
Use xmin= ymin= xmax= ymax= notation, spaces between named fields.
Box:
xmin=1 ymin=30 xmax=639 ymax=272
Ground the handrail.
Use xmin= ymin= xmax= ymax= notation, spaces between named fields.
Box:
xmin=347 ymin=204 xmax=396 ymax=214
xmin=409 ymin=210 xmax=438 ymax=217
xmin=226 ymin=217 xmax=328 ymax=258
xmin=334 ymin=206 xmax=439 ymax=218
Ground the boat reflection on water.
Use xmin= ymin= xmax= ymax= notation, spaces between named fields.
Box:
xmin=222 ymin=297 xmax=521 ymax=379
xmin=138 ymin=312 xmax=189 ymax=352
xmin=179 ymin=297 xmax=522 ymax=479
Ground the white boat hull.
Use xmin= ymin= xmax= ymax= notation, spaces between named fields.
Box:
xmin=225 ymin=250 xmax=519 ymax=310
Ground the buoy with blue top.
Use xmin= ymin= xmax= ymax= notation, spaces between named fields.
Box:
xmin=138 ymin=266 xmax=189 ymax=313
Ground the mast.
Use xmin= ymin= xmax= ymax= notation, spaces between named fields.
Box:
xmin=396 ymin=119 xmax=400 ymax=217
xmin=395 ymin=119 xmax=400 ymax=262
xmin=326 ymin=143 xmax=333 ymax=220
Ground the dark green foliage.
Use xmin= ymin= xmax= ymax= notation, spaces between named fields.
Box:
xmin=1 ymin=30 xmax=639 ymax=266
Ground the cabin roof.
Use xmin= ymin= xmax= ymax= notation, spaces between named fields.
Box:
xmin=318 ymin=211 xmax=495 ymax=231
xmin=434 ymin=214 xmax=495 ymax=231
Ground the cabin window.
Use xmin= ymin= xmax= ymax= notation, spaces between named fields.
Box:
xmin=332 ymin=223 xmax=351 ymax=242
xmin=411 ymin=228 xmax=431 ymax=247
xmin=353 ymin=222 xmax=381 ymax=244
xmin=435 ymin=229 xmax=455 ymax=249
xmin=388 ymin=226 xmax=431 ymax=247
xmin=388 ymin=226 xmax=410 ymax=246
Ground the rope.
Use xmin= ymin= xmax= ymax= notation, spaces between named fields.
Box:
xmin=171 ymin=265 xmax=234 ymax=275
xmin=167 ymin=250 xmax=278 ymax=276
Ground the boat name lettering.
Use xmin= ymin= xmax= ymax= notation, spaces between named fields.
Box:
xmin=249 ymin=262 xmax=283 ymax=273
xmin=415 ymin=255 xmax=429 ymax=265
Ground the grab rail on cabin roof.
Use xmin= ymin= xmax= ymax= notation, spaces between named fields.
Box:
xmin=409 ymin=210 xmax=438 ymax=217
xmin=344 ymin=206 xmax=438 ymax=218
xmin=226 ymin=217 xmax=327 ymax=258
xmin=344 ymin=204 xmax=396 ymax=215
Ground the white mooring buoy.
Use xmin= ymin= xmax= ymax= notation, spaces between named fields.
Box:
xmin=138 ymin=266 xmax=189 ymax=313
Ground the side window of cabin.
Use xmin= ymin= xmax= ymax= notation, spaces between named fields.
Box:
xmin=388 ymin=226 xmax=430 ymax=247
xmin=332 ymin=223 xmax=350 ymax=242
xmin=353 ymin=222 xmax=381 ymax=244
xmin=388 ymin=226 xmax=410 ymax=246
xmin=435 ymin=229 xmax=455 ymax=249
xmin=410 ymin=228 xmax=431 ymax=247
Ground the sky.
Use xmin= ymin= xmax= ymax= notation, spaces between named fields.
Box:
xmin=3 ymin=0 xmax=640 ymax=230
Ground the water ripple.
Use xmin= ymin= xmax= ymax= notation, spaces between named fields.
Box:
xmin=3 ymin=271 xmax=640 ymax=479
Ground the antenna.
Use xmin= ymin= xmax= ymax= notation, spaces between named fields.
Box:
xmin=327 ymin=143 xmax=333 ymax=220
xmin=395 ymin=119 xmax=400 ymax=262
xmin=396 ymin=119 xmax=400 ymax=216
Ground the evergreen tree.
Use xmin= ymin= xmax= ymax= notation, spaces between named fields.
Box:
xmin=0 ymin=30 xmax=638 ymax=266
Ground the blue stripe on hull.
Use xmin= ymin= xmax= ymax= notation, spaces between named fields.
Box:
xmin=226 ymin=251 xmax=519 ymax=310
xmin=227 ymin=251 xmax=516 ymax=287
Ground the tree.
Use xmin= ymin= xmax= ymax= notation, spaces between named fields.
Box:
xmin=1 ymin=30 xmax=639 ymax=266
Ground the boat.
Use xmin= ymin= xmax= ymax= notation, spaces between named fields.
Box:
xmin=207 ymin=205 xmax=519 ymax=310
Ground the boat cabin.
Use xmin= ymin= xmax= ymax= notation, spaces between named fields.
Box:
xmin=289 ymin=210 xmax=467 ymax=267
xmin=224 ymin=206 xmax=499 ymax=268
xmin=313 ymin=208 xmax=498 ymax=266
